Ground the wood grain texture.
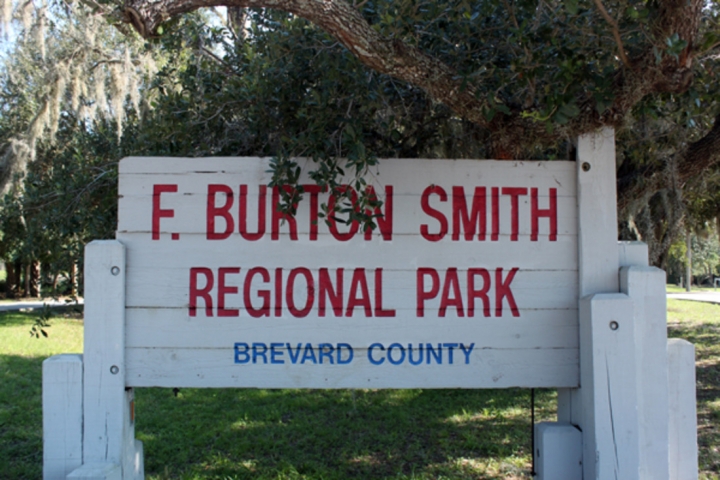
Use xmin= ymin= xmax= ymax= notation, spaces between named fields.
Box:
xmin=43 ymin=354 xmax=83 ymax=480
xmin=621 ymin=266 xmax=669 ymax=480
xmin=125 ymin=347 xmax=578 ymax=389
xmin=82 ymin=241 xmax=127 ymax=465
xmin=118 ymin=157 xmax=580 ymax=389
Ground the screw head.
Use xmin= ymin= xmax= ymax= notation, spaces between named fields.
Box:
xmin=582 ymin=162 xmax=591 ymax=172
xmin=110 ymin=365 xmax=119 ymax=374
xmin=111 ymin=266 xmax=120 ymax=276
xmin=609 ymin=321 xmax=619 ymax=331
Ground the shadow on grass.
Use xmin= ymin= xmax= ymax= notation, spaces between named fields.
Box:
xmin=0 ymin=355 xmax=45 ymax=479
xmin=136 ymin=387 xmax=556 ymax=479
xmin=0 ymin=349 xmax=556 ymax=480
xmin=669 ymin=322 xmax=720 ymax=477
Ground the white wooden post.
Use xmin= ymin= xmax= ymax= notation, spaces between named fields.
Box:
xmin=43 ymin=354 xmax=83 ymax=479
xmin=618 ymin=241 xmax=648 ymax=268
xmin=534 ymin=422 xmax=582 ymax=479
xmin=579 ymin=293 xmax=639 ymax=479
xmin=620 ymin=265 xmax=669 ymax=479
xmin=668 ymin=338 xmax=698 ymax=480
xmin=558 ymin=128 xmax=620 ymax=428
xmin=68 ymin=240 xmax=143 ymax=480
xmin=67 ymin=464 xmax=121 ymax=480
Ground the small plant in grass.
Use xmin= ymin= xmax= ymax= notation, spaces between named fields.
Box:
xmin=29 ymin=304 xmax=53 ymax=338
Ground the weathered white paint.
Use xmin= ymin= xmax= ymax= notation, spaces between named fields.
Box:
xmin=67 ymin=463 xmax=121 ymax=480
xmin=122 ymin=264 xmax=578 ymax=311
xmin=124 ymin=309 xmax=578 ymax=348
xmin=618 ymin=241 xmax=649 ymax=268
xmin=534 ymin=422 xmax=582 ymax=480
xmin=42 ymin=139 xmax=700 ymax=479
xmin=117 ymin=157 xmax=579 ymax=389
xmin=668 ymin=338 xmax=698 ymax=480
xmin=43 ymin=354 xmax=83 ymax=480
xmin=79 ymin=242 xmax=143 ymax=479
xmin=579 ymin=293 xmax=639 ymax=479
xmin=620 ymin=266 xmax=669 ymax=479
xmin=558 ymin=129 xmax=620 ymax=429
xmin=576 ymin=128 xmax=620 ymax=296
xmin=83 ymin=241 xmax=127 ymax=466
xmin=125 ymin=346 xmax=578 ymax=389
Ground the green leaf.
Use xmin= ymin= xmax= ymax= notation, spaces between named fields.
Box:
xmin=564 ymin=0 xmax=579 ymax=15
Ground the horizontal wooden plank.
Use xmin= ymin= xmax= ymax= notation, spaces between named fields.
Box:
xmin=118 ymin=233 xmax=578 ymax=270
xmin=118 ymin=189 xmax=576 ymax=237
xmin=125 ymin=308 xmax=578 ymax=348
xmin=119 ymin=157 xmax=577 ymax=192
xmin=125 ymin=346 xmax=579 ymax=389
xmin=123 ymin=267 xmax=579 ymax=312
xmin=116 ymin=157 xmax=581 ymax=390
xmin=118 ymin=157 xmax=577 ymax=239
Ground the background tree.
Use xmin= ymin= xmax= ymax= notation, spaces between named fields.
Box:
xmin=113 ymin=0 xmax=720 ymax=264
xmin=3 ymin=0 xmax=720 ymax=286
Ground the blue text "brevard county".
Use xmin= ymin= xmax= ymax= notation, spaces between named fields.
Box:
xmin=233 ymin=342 xmax=475 ymax=366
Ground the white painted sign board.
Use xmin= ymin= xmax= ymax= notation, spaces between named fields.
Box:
xmin=118 ymin=157 xmax=579 ymax=389
xmin=44 ymin=134 xmax=699 ymax=480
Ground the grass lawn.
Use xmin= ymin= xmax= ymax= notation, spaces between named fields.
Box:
xmin=1 ymin=300 xmax=718 ymax=479
xmin=666 ymin=284 xmax=719 ymax=293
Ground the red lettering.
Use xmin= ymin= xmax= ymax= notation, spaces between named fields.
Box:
xmin=244 ymin=267 xmax=270 ymax=317
xmin=217 ymin=267 xmax=240 ymax=317
xmin=274 ymin=268 xmax=283 ymax=317
xmin=531 ymin=187 xmax=557 ymax=241
xmin=452 ymin=186 xmax=487 ymax=241
xmin=374 ymin=268 xmax=395 ymax=317
xmin=271 ymin=186 xmax=298 ymax=241
xmin=416 ymin=268 xmax=440 ymax=317
xmin=346 ymin=268 xmax=371 ymax=317
xmin=495 ymin=267 xmax=520 ymax=317
xmin=207 ymin=184 xmax=234 ymax=240
xmin=152 ymin=184 xmax=177 ymax=240
xmin=364 ymin=186 xmax=393 ymax=241
xmin=286 ymin=268 xmax=314 ymax=317
xmin=439 ymin=268 xmax=464 ymax=317
xmin=189 ymin=267 xmax=213 ymax=317
xmin=318 ymin=268 xmax=343 ymax=317
xmin=328 ymin=186 xmax=360 ymax=241
xmin=239 ymin=185 xmax=266 ymax=241
xmin=491 ymin=187 xmax=499 ymax=241
xmin=501 ymin=187 xmax=528 ymax=241
xmin=303 ymin=184 xmax=324 ymax=241
xmin=420 ymin=186 xmax=448 ymax=241
xmin=467 ymin=268 xmax=491 ymax=317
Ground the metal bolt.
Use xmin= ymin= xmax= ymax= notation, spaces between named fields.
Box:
xmin=110 ymin=365 xmax=119 ymax=374
xmin=582 ymin=162 xmax=591 ymax=172
xmin=111 ymin=266 xmax=120 ymax=276
xmin=609 ymin=321 xmax=619 ymax=331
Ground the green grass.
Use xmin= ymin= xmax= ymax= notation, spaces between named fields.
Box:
xmin=667 ymin=284 xmax=719 ymax=293
xmin=0 ymin=307 xmax=83 ymax=479
xmin=667 ymin=299 xmax=720 ymax=479
xmin=1 ymin=300 xmax=719 ymax=479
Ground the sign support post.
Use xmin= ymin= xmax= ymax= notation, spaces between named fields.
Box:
xmin=41 ymin=129 xmax=697 ymax=479
xmin=64 ymin=241 xmax=143 ymax=480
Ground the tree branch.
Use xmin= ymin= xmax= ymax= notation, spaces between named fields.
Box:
xmin=124 ymin=0 xmax=493 ymax=127
xmin=591 ymin=0 xmax=632 ymax=69
xmin=617 ymin=114 xmax=720 ymax=212
xmin=121 ymin=0 xmax=705 ymax=160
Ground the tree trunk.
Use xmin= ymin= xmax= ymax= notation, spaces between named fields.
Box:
xmin=5 ymin=262 xmax=16 ymax=298
xmin=685 ymin=230 xmax=692 ymax=292
xmin=29 ymin=261 xmax=40 ymax=298
xmin=69 ymin=262 xmax=78 ymax=297
xmin=24 ymin=263 xmax=30 ymax=298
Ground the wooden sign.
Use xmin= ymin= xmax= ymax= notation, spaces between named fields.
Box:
xmin=118 ymin=157 xmax=579 ymax=389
